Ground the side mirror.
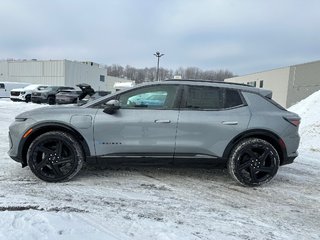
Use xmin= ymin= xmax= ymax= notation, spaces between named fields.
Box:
xmin=103 ymin=99 xmax=120 ymax=114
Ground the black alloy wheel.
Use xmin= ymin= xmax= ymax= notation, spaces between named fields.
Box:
xmin=27 ymin=131 xmax=84 ymax=182
xmin=228 ymin=138 xmax=280 ymax=186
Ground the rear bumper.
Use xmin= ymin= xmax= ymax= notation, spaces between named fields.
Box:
xmin=281 ymin=151 xmax=298 ymax=166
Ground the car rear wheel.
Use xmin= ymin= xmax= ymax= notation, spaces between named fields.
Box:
xmin=27 ymin=131 xmax=84 ymax=182
xmin=228 ymin=138 xmax=280 ymax=187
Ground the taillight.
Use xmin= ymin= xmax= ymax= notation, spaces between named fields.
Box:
xmin=284 ymin=117 xmax=301 ymax=127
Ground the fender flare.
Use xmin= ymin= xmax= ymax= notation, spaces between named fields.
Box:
xmin=18 ymin=122 xmax=92 ymax=167
xmin=222 ymin=129 xmax=287 ymax=164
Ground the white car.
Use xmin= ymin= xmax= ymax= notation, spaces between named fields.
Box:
xmin=0 ymin=82 xmax=30 ymax=98
xmin=10 ymin=84 xmax=48 ymax=102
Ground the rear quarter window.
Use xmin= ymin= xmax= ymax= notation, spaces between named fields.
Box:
xmin=223 ymin=89 xmax=244 ymax=108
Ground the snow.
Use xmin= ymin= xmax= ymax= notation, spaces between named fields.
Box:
xmin=0 ymin=95 xmax=319 ymax=240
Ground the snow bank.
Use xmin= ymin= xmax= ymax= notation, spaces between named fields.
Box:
xmin=289 ymin=90 xmax=320 ymax=159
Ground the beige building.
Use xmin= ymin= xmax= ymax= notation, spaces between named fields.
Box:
xmin=225 ymin=60 xmax=320 ymax=108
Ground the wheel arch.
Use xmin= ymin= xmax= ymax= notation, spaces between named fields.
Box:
xmin=222 ymin=129 xmax=287 ymax=165
xmin=19 ymin=122 xmax=91 ymax=167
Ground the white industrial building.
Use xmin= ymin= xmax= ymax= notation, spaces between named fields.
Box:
xmin=0 ymin=59 xmax=107 ymax=91
xmin=106 ymin=75 xmax=135 ymax=93
xmin=225 ymin=60 xmax=320 ymax=108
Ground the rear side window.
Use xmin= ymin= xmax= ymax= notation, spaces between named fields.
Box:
xmin=185 ymin=86 xmax=244 ymax=110
xmin=186 ymin=86 xmax=222 ymax=109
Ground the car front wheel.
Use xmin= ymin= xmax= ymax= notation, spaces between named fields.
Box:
xmin=27 ymin=131 xmax=84 ymax=182
xmin=228 ymin=138 xmax=280 ymax=187
xmin=25 ymin=95 xmax=31 ymax=103
xmin=48 ymin=96 xmax=55 ymax=105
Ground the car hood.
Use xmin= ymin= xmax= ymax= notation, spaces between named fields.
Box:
xmin=15 ymin=105 xmax=88 ymax=119
xmin=34 ymin=90 xmax=51 ymax=93
xmin=11 ymin=88 xmax=25 ymax=92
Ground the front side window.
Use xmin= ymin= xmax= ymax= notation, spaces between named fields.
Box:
xmin=0 ymin=83 xmax=4 ymax=89
xmin=118 ymin=85 xmax=178 ymax=109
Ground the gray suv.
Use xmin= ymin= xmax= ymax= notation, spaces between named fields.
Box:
xmin=31 ymin=86 xmax=75 ymax=105
xmin=8 ymin=80 xmax=300 ymax=186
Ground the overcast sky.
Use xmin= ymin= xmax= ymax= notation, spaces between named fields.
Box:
xmin=0 ymin=0 xmax=319 ymax=75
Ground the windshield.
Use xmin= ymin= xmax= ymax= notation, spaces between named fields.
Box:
xmin=24 ymin=85 xmax=40 ymax=90
xmin=38 ymin=86 xmax=49 ymax=90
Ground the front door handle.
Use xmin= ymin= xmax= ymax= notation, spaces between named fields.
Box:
xmin=154 ymin=119 xmax=171 ymax=123
xmin=222 ymin=121 xmax=238 ymax=125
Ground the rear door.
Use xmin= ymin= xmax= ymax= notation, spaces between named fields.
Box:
xmin=175 ymin=85 xmax=251 ymax=159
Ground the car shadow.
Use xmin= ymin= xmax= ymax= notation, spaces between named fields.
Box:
xmin=79 ymin=159 xmax=228 ymax=180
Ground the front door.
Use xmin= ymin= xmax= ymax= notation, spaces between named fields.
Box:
xmin=93 ymin=84 xmax=181 ymax=159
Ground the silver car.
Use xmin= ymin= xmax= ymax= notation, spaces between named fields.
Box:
xmin=8 ymin=80 xmax=300 ymax=186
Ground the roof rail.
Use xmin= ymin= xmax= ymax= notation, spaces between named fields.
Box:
xmin=164 ymin=79 xmax=253 ymax=87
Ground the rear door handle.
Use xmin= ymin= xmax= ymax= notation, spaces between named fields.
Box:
xmin=222 ymin=121 xmax=238 ymax=125
xmin=154 ymin=119 xmax=171 ymax=123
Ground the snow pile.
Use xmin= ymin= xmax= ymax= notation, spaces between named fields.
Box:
xmin=289 ymin=90 xmax=320 ymax=158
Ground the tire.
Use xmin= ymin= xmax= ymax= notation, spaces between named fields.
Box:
xmin=48 ymin=96 xmax=55 ymax=105
xmin=25 ymin=95 xmax=31 ymax=103
xmin=27 ymin=131 xmax=84 ymax=182
xmin=228 ymin=138 xmax=280 ymax=187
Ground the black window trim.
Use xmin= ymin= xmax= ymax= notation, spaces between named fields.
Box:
xmin=92 ymin=84 xmax=184 ymax=110
xmin=180 ymin=85 xmax=247 ymax=111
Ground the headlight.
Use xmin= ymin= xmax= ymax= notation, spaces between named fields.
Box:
xmin=21 ymin=91 xmax=25 ymax=94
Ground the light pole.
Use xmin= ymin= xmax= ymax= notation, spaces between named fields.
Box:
xmin=154 ymin=51 xmax=164 ymax=82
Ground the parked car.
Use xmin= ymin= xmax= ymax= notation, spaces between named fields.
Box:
xmin=8 ymin=80 xmax=300 ymax=186
xmin=0 ymin=82 xmax=31 ymax=98
xmin=31 ymin=86 xmax=75 ymax=105
xmin=10 ymin=84 xmax=48 ymax=102
xmin=55 ymin=90 xmax=82 ymax=104
xmin=56 ymin=83 xmax=110 ymax=105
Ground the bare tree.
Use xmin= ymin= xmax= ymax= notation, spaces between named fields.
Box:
xmin=106 ymin=64 xmax=234 ymax=82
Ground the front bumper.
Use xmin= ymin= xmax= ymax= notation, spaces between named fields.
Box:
xmin=8 ymin=131 xmax=23 ymax=163
xmin=10 ymin=95 xmax=26 ymax=101
xmin=7 ymin=118 xmax=36 ymax=165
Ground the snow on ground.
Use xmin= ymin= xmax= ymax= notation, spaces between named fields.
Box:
xmin=0 ymin=96 xmax=319 ymax=240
